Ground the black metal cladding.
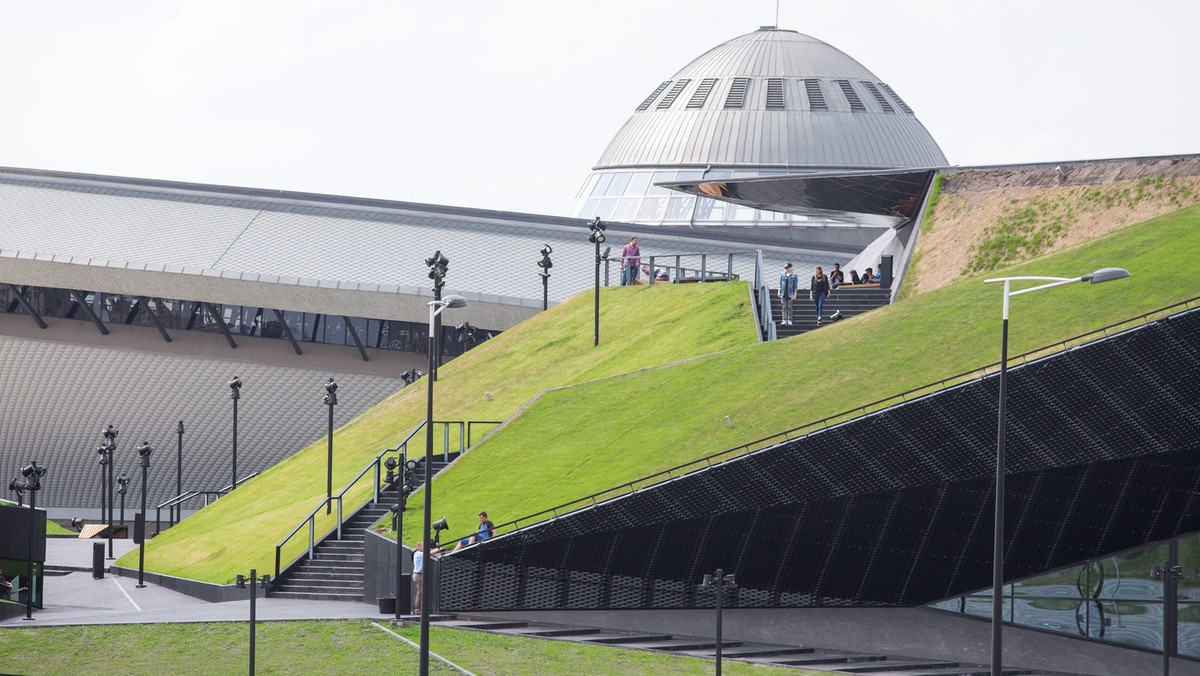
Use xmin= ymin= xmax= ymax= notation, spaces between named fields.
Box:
xmin=442 ymin=308 xmax=1200 ymax=611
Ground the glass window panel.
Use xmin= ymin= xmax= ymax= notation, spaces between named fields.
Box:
xmin=593 ymin=198 xmax=617 ymax=220
xmin=591 ymin=172 xmax=614 ymax=198
xmin=1180 ymin=602 xmax=1200 ymax=657
xmin=612 ymin=198 xmax=641 ymax=221
xmin=693 ymin=197 xmax=725 ymax=221
xmin=576 ymin=173 xmax=600 ymax=200
xmin=664 ymin=195 xmax=694 ymax=220
xmin=730 ymin=204 xmax=757 ymax=221
xmin=706 ymin=170 xmax=733 ymax=180
xmin=624 ymin=172 xmax=653 ymax=197
xmin=647 ymin=171 xmax=677 ymax=196
xmin=578 ymin=199 xmax=600 ymax=220
xmin=604 ymin=172 xmax=631 ymax=197
xmin=637 ymin=197 xmax=667 ymax=221
xmin=676 ymin=170 xmax=704 ymax=182
xmin=349 ymin=317 xmax=368 ymax=346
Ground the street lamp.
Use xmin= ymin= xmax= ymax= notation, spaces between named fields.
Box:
xmin=229 ymin=376 xmax=242 ymax=491
xmin=175 ymin=420 xmax=184 ymax=526
xmin=388 ymin=455 xmax=419 ymax=621
xmin=700 ymin=569 xmax=737 ymax=675
xmin=11 ymin=460 xmax=45 ymax=620
xmin=588 ymin=218 xmax=607 ymax=347
xmin=420 ymin=293 xmax=467 ymax=676
xmin=537 ymin=244 xmax=553 ymax=311
xmin=983 ymin=266 xmax=1130 ymax=675
xmin=136 ymin=441 xmax=153 ymax=588
xmin=236 ymin=569 xmax=271 ymax=676
xmin=101 ymin=425 xmax=118 ymax=559
xmin=324 ymin=377 xmax=338 ymax=515
xmin=116 ymin=473 xmax=129 ymax=526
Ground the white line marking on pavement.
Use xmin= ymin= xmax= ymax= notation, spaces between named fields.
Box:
xmin=112 ymin=577 xmax=142 ymax=611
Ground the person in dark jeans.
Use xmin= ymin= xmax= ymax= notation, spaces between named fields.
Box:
xmin=810 ymin=265 xmax=831 ymax=326
xmin=412 ymin=541 xmax=425 ymax=614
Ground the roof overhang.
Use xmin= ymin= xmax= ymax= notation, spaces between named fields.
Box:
xmin=661 ymin=168 xmax=942 ymax=228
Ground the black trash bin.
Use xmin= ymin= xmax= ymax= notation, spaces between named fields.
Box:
xmin=377 ymin=597 xmax=396 ymax=614
xmin=92 ymin=541 xmax=105 ymax=579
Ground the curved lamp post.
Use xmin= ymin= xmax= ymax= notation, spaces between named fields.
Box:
xmin=983 ymin=267 xmax=1129 ymax=675
xmin=420 ymin=293 xmax=467 ymax=676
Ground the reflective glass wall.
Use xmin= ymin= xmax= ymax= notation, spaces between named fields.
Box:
xmin=1 ymin=287 xmax=497 ymax=358
xmin=929 ymin=532 xmax=1200 ymax=660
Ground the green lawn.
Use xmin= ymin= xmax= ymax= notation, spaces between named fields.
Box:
xmin=0 ymin=620 xmax=809 ymax=675
xmin=122 ymin=283 xmax=757 ymax=582
xmin=127 ymin=202 xmax=1200 ymax=582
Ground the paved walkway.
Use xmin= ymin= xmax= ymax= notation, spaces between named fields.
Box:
xmin=2 ymin=539 xmax=385 ymax=627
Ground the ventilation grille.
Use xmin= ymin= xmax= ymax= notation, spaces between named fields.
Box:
xmin=861 ymin=81 xmax=894 ymax=113
xmin=803 ymin=79 xmax=827 ymax=110
xmin=836 ymin=80 xmax=865 ymax=111
xmin=656 ymin=79 xmax=690 ymax=109
xmin=724 ymin=78 xmax=750 ymax=108
xmin=636 ymin=81 xmax=671 ymax=112
xmin=765 ymin=78 xmax=785 ymax=109
xmin=879 ymin=83 xmax=914 ymax=114
xmin=687 ymin=78 xmax=718 ymax=109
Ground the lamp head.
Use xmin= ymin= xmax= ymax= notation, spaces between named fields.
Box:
xmin=102 ymin=424 xmax=119 ymax=442
xmin=384 ymin=457 xmax=398 ymax=471
xmin=71 ymin=517 xmax=84 ymax=531
xmin=8 ymin=478 xmax=27 ymax=494
xmin=442 ymin=295 xmax=468 ymax=309
xmin=177 ymin=420 xmax=185 ymax=434
xmin=137 ymin=441 xmax=154 ymax=458
xmin=432 ymin=516 xmax=449 ymax=531
xmin=702 ymin=574 xmax=715 ymax=587
xmin=1083 ymin=267 xmax=1131 ymax=284
xmin=228 ymin=376 xmax=242 ymax=394
xmin=324 ymin=378 xmax=338 ymax=395
xmin=540 ymin=244 xmax=553 ymax=257
xmin=235 ymin=574 xmax=246 ymax=589
xmin=600 ymin=246 xmax=611 ymax=260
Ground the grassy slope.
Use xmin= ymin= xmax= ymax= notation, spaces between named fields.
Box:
xmin=403 ymin=203 xmax=1200 ymax=544
xmin=0 ymin=620 xmax=805 ymax=675
xmin=122 ymin=283 xmax=757 ymax=582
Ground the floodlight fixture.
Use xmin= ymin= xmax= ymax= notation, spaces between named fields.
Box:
xmin=588 ymin=217 xmax=607 ymax=244
xmin=71 ymin=517 xmax=84 ymax=531
xmin=228 ymin=376 xmax=243 ymax=398
xmin=830 ymin=310 xmax=843 ymax=322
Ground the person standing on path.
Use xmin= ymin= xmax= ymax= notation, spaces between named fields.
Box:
xmin=778 ymin=263 xmax=799 ymax=325
xmin=620 ymin=236 xmax=641 ymax=286
xmin=412 ymin=541 xmax=425 ymax=614
xmin=810 ymin=265 xmax=831 ymax=326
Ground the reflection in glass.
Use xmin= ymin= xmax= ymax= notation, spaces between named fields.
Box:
xmin=604 ymin=172 xmax=631 ymax=197
xmin=637 ymin=197 xmax=667 ymax=221
xmin=612 ymin=198 xmax=641 ymax=221
xmin=624 ymin=172 xmax=653 ymax=198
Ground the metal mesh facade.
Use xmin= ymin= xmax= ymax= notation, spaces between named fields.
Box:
xmin=442 ymin=308 xmax=1200 ymax=610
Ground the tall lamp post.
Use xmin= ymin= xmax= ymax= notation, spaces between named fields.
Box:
xmin=95 ymin=441 xmax=110 ymax=531
xmin=175 ymin=420 xmax=184 ymax=525
xmin=983 ymin=267 xmax=1130 ymax=675
xmin=228 ymin=376 xmax=242 ymax=491
xmin=537 ymin=244 xmax=553 ymax=311
xmin=236 ymin=569 xmax=271 ymax=676
xmin=420 ymin=293 xmax=468 ymax=676
xmin=101 ymin=425 xmax=118 ymax=559
xmin=700 ymin=569 xmax=737 ymax=676
xmin=387 ymin=455 xmax=418 ymax=621
xmin=588 ymin=217 xmax=607 ymax=347
xmin=8 ymin=461 xmax=45 ymax=621
xmin=323 ymin=377 xmax=338 ymax=515
xmin=135 ymin=441 xmax=153 ymax=588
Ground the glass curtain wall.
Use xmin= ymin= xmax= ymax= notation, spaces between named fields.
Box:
xmin=929 ymin=532 xmax=1200 ymax=660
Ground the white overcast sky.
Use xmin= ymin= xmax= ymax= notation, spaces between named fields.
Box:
xmin=2 ymin=1 xmax=1197 ymax=217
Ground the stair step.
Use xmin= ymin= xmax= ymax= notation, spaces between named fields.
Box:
xmin=766 ymin=654 xmax=886 ymax=666
xmin=837 ymin=661 xmax=961 ymax=673
xmin=433 ymin=620 xmax=529 ymax=631
xmin=277 ymin=578 xmax=363 ymax=588
xmin=576 ymin=633 xmax=675 ymax=645
xmin=638 ymin=639 xmax=743 ymax=651
xmin=490 ymin=626 xmax=600 ymax=638
xmin=274 ymin=583 xmax=363 ymax=594
xmin=268 ymin=591 xmax=363 ymax=601
xmin=679 ymin=646 xmax=815 ymax=659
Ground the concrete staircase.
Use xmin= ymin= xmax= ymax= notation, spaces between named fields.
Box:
xmin=768 ymin=285 xmax=891 ymax=338
xmin=270 ymin=456 xmax=451 ymax=601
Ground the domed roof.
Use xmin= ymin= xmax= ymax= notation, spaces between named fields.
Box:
xmin=592 ymin=27 xmax=948 ymax=172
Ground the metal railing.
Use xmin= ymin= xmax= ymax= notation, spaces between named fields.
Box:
xmin=274 ymin=419 xmax=501 ymax=579
xmin=152 ymin=472 xmax=259 ymax=536
xmin=602 ymin=251 xmax=750 ymax=287
xmin=475 ymin=296 xmax=1200 ymax=543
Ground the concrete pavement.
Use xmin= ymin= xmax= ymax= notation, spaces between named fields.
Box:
xmin=2 ymin=539 xmax=386 ymax=627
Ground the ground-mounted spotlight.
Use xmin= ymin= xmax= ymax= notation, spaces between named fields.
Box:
xmin=71 ymin=517 xmax=84 ymax=531
xmin=830 ymin=310 xmax=843 ymax=322
xmin=401 ymin=368 xmax=424 ymax=386
xmin=384 ymin=457 xmax=399 ymax=485
xmin=455 ymin=321 xmax=479 ymax=347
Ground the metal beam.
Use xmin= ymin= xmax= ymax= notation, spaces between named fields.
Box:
xmin=125 ymin=298 xmax=142 ymax=325
xmin=271 ymin=308 xmax=302 ymax=356
xmin=70 ymin=290 xmax=109 ymax=335
xmin=137 ymin=297 xmax=173 ymax=343
xmin=4 ymin=284 xmax=47 ymax=329
xmin=201 ymin=302 xmax=237 ymax=349
xmin=343 ymin=315 xmax=369 ymax=362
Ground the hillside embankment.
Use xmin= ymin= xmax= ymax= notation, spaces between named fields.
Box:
xmin=910 ymin=155 xmax=1200 ymax=294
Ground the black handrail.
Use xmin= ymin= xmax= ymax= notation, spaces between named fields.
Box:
xmin=151 ymin=472 xmax=259 ymax=537
xmin=475 ymin=296 xmax=1199 ymax=543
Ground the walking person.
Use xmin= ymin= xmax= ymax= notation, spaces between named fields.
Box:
xmin=778 ymin=263 xmax=799 ymax=325
xmin=810 ymin=265 xmax=831 ymax=326
xmin=620 ymin=236 xmax=641 ymax=286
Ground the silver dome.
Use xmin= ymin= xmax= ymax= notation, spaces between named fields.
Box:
xmin=571 ymin=27 xmax=947 ymax=227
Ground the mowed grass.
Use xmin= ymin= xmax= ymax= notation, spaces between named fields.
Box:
xmin=121 ymin=283 xmax=757 ymax=582
xmin=0 ymin=620 xmax=808 ymax=675
xmin=401 ymin=203 xmax=1200 ymax=545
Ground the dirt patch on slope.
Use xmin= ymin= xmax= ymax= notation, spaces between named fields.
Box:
xmin=911 ymin=156 xmax=1200 ymax=294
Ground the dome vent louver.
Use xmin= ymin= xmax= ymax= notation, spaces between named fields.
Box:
xmin=724 ymin=77 xmax=751 ymax=108
xmin=836 ymin=79 xmax=865 ymax=111
xmin=861 ymin=81 xmax=894 ymax=113
xmin=766 ymin=78 xmax=785 ymax=109
xmin=656 ymin=79 xmax=691 ymax=109
xmin=803 ymin=79 xmax=827 ymax=110
xmin=636 ymin=81 xmax=672 ymax=112
xmin=879 ymin=82 xmax=914 ymax=114
xmin=687 ymin=78 xmax=719 ymax=109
